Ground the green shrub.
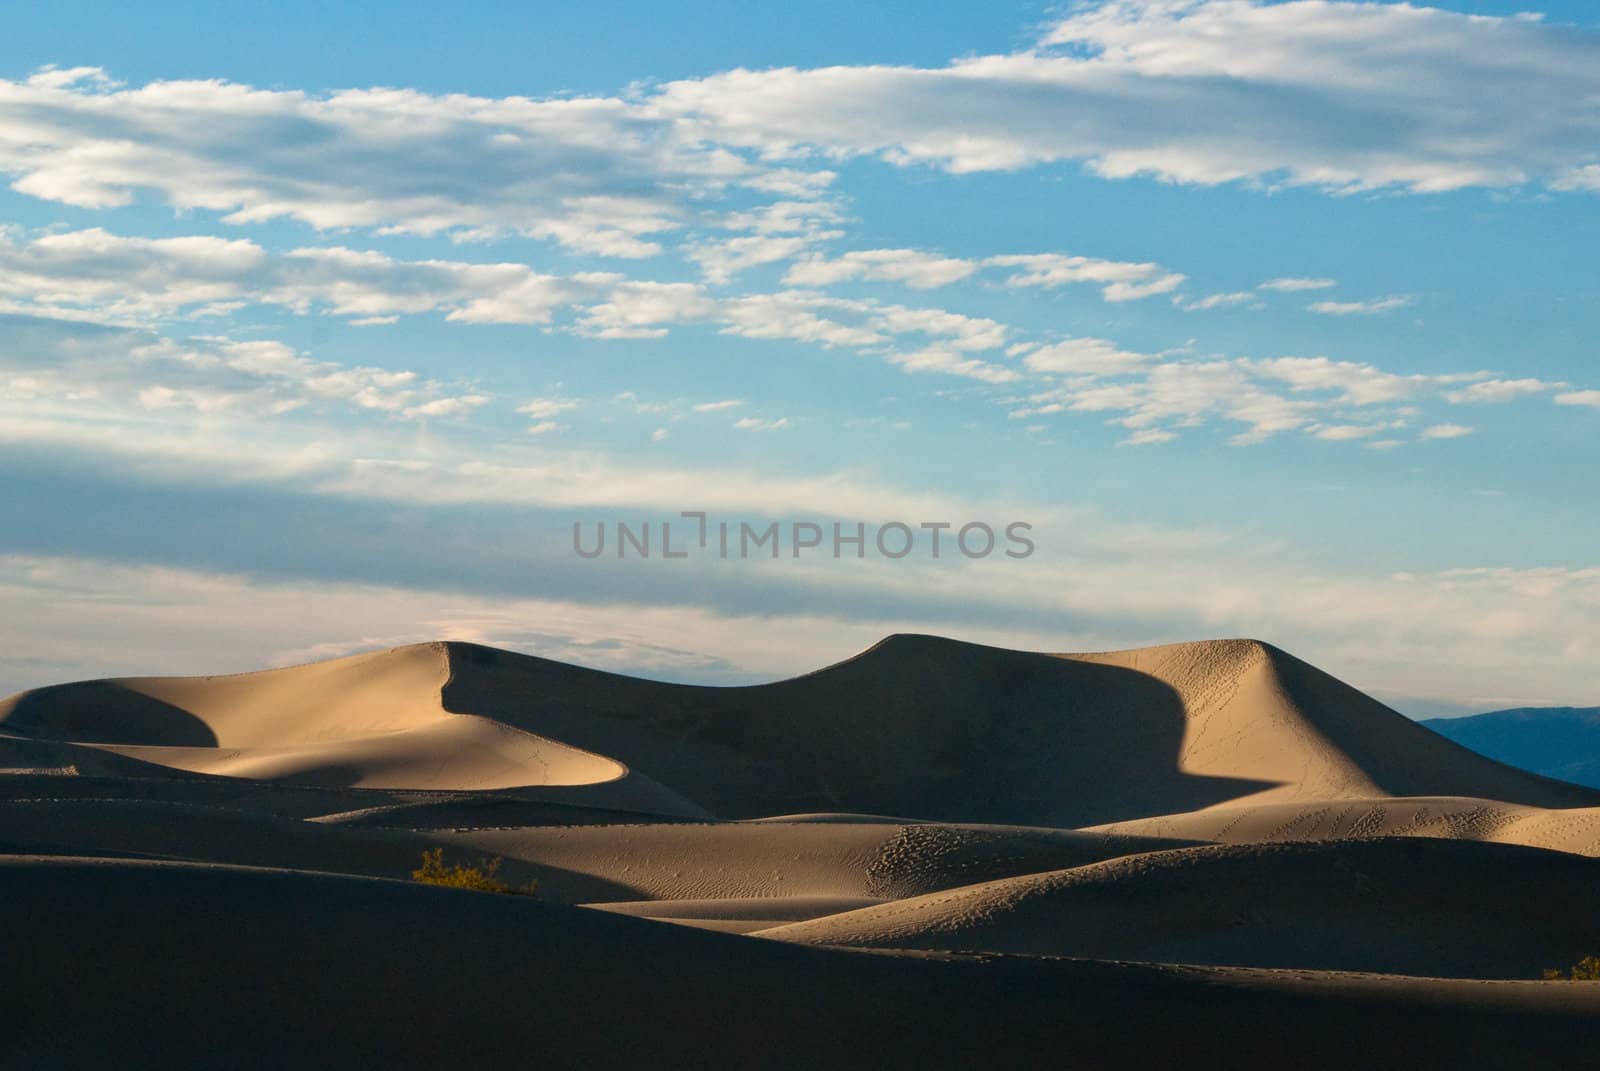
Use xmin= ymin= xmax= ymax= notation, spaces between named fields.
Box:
xmin=1542 ymin=955 xmax=1600 ymax=980
xmin=411 ymin=848 xmax=538 ymax=897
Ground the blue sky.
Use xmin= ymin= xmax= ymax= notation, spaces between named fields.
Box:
xmin=0 ymin=0 xmax=1597 ymax=714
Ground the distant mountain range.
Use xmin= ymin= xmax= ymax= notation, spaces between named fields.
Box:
xmin=1423 ymin=708 xmax=1600 ymax=790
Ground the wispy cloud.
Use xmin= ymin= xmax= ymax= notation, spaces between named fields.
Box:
xmin=1017 ymin=354 xmax=1498 ymax=446
xmin=1308 ymin=295 xmax=1413 ymax=316
xmin=785 ymin=249 xmax=977 ymax=290
xmin=1259 ymin=277 xmax=1337 ymax=292
xmin=0 ymin=317 xmax=487 ymax=421
xmin=1447 ymin=379 xmax=1563 ymax=404
xmin=0 ymin=67 xmax=795 ymax=256
xmin=779 ymin=247 xmax=1185 ymax=302
xmin=519 ymin=397 xmax=583 ymax=420
xmin=1175 ymin=290 xmax=1257 ymax=312
xmin=987 ymin=253 xmax=1183 ymax=301
xmin=0 ymin=227 xmax=611 ymax=326
xmin=656 ymin=2 xmax=1600 ymax=196
xmin=733 ymin=416 xmax=792 ymax=432
xmin=4 ymin=546 xmax=1597 ymax=710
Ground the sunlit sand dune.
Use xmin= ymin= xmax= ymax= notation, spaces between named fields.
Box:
xmin=3 ymin=634 xmax=1599 ymax=1067
xmin=0 ymin=643 xmax=699 ymax=810
xmin=5 ymin=636 xmax=1587 ymax=819
xmin=1085 ymin=794 xmax=1600 ymax=856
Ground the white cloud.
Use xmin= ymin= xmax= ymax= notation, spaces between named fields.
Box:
xmin=689 ymin=233 xmax=825 ymax=284
xmin=685 ymin=201 xmax=847 ymax=283
xmin=4 ymin=544 xmax=1598 ymax=713
xmin=785 ymin=249 xmax=977 ymax=290
xmin=717 ymin=291 xmax=889 ymax=348
xmin=0 ymin=554 xmax=875 ymax=692
xmin=774 ymin=247 xmax=1186 ymax=303
xmin=402 ymin=395 xmax=490 ymax=419
xmin=518 ymin=397 xmax=583 ymax=420
xmin=575 ymin=281 xmax=720 ymax=339
xmin=1259 ymin=277 xmax=1337 ymax=292
xmin=1312 ymin=424 xmax=1382 ymax=441
xmin=692 ymin=399 xmax=743 ymax=412
xmin=655 ymin=2 xmax=1600 ymax=198
xmin=1421 ymin=423 xmax=1474 ymax=440
xmin=0 ymin=320 xmax=485 ymax=422
xmin=716 ymin=199 xmax=848 ymax=237
xmin=1121 ymin=428 xmax=1175 ymax=446
xmin=1447 ymin=378 xmax=1561 ymax=404
xmin=574 ymin=284 xmax=1015 ymax=381
xmin=1308 ymin=295 xmax=1413 ymax=316
xmin=1040 ymin=359 xmax=1318 ymax=444
xmin=6 ymin=0 xmax=1600 ymax=303
xmin=886 ymin=346 xmax=1019 ymax=384
xmin=1015 ymin=352 xmax=1500 ymax=446
xmin=0 ymin=68 xmax=797 ymax=256
xmin=1555 ymin=390 xmax=1600 ymax=409
xmin=1176 ymin=290 xmax=1257 ymax=311
xmin=1022 ymin=337 xmax=1156 ymax=376
xmin=733 ymin=416 xmax=792 ymax=432
xmin=1248 ymin=356 xmax=1438 ymax=405
xmin=870 ymin=304 xmax=1007 ymax=352
xmin=0 ymin=227 xmax=611 ymax=326
xmin=986 ymin=253 xmax=1183 ymax=301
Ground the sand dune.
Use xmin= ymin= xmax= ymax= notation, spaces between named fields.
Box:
xmin=0 ymin=643 xmax=702 ymax=811
xmin=5 ymin=633 xmax=1600 ymax=1066
xmin=1069 ymin=640 xmax=1597 ymax=808
xmin=759 ymin=837 xmax=1600 ymax=978
xmin=1085 ymin=795 xmax=1600 ymax=857
xmin=0 ymin=793 xmax=1186 ymax=904
xmin=584 ymin=894 xmax=887 ymax=933
xmin=6 ymin=856 xmax=1600 ymax=1070
xmin=5 ymin=635 xmax=1588 ymax=823
xmin=438 ymin=821 xmax=1189 ymax=902
xmin=442 ymin=635 xmax=1595 ymax=824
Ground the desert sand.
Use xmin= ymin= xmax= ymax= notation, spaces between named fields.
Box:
xmin=3 ymin=635 xmax=1599 ymax=1068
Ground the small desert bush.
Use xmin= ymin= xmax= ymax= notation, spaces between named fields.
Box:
xmin=411 ymin=848 xmax=538 ymax=897
xmin=1542 ymin=955 xmax=1600 ymax=981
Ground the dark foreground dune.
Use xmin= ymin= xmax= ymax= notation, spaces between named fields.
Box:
xmin=6 ymin=857 xmax=1600 ymax=1071
xmin=2 ymin=635 xmax=1599 ymax=1068
xmin=758 ymin=837 xmax=1600 ymax=978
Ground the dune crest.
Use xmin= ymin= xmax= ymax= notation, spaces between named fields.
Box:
xmin=5 ymin=632 xmax=1600 ymax=1066
xmin=2 ymin=635 xmax=1592 ymax=819
xmin=1065 ymin=639 xmax=1591 ymax=809
xmin=0 ymin=644 xmax=653 ymax=797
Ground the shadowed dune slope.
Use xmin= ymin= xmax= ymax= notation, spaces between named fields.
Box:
xmin=1069 ymin=640 xmax=1597 ymax=808
xmin=5 ymin=856 xmax=1600 ymax=1071
xmin=440 ymin=635 xmax=1596 ymax=824
xmin=1 ymin=645 xmax=450 ymax=744
xmin=758 ymin=838 xmax=1600 ymax=978
xmin=0 ymin=644 xmax=698 ymax=809
xmin=2 ymin=635 xmax=1591 ymax=824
